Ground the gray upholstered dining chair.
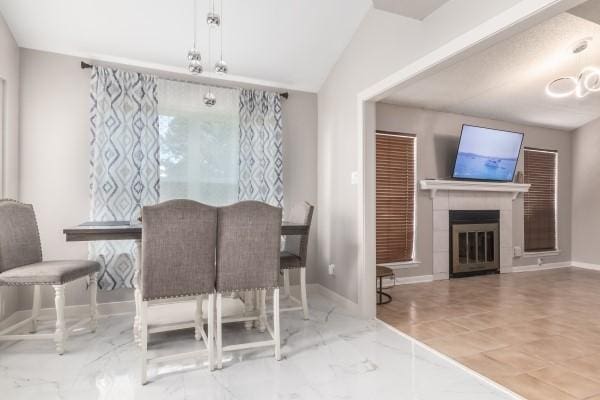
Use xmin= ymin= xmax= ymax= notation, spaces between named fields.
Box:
xmin=139 ymin=199 xmax=217 ymax=384
xmin=215 ymin=201 xmax=282 ymax=368
xmin=281 ymin=202 xmax=314 ymax=319
xmin=0 ymin=199 xmax=100 ymax=354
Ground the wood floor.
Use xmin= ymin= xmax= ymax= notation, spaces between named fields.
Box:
xmin=377 ymin=268 xmax=600 ymax=400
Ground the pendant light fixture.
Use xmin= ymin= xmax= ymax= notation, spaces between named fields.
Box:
xmin=188 ymin=0 xmax=202 ymax=74
xmin=187 ymin=0 xmax=227 ymax=106
xmin=214 ymin=0 xmax=228 ymax=74
xmin=545 ymin=37 xmax=600 ymax=99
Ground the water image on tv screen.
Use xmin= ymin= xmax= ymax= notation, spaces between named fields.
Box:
xmin=452 ymin=126 xmax=523 ymax=181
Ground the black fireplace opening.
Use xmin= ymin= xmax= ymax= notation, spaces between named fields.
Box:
xmin=449 ymin=210 xmax=500 ymax=278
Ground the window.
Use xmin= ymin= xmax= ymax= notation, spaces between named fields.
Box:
xmin=375 ymin=131 xmax=416 ymax=264
xmin=158 ymin=79 xmax=240 ymax=206
xmin=524 ymin=147 xmax=558 ymax=252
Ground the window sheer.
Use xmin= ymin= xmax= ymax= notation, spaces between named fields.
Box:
xmin=158 ymin=79 xmax=240 ymax=206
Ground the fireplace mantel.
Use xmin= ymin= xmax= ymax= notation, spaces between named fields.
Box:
xmin=419 ymin=179 xmax=530 ymax=200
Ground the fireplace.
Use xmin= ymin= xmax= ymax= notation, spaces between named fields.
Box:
xmin=449 ymin=210 xmax=500 ymax=277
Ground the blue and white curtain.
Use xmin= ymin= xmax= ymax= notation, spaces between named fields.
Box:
xmin=238 ymin=89 xmax=283 ymax=207
xmin=89 ymin=66 xmax=160 ymax=290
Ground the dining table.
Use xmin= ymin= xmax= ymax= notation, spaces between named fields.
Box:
xmin=63 ymin=220 xmax=309 ymax=343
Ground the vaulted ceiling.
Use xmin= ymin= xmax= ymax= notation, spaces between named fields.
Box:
xmin=0 ymin=0 xmax=372 ymax=92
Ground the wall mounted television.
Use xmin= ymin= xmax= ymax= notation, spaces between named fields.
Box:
xmin=452 ymin=124 xmax=524 ymax=182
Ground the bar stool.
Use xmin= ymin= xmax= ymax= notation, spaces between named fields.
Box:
xmin=139 ymin=200 xmax=217 ymax=384
xmin=280 ymin=202 xmax=314 ymax=319
xmin=215 ymin=201 xmax=282 ymax=368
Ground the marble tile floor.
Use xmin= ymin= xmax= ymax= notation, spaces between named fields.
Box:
xmin=378 ymin=267 xmax=600 ymax=400
xmin=0 ymin=293 xmax=518 ymax=400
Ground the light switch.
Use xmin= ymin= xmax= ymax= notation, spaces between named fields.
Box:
xmin=351 ymin=171 xmax=359 ymax=185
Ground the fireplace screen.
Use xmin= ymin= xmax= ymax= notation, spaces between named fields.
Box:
xmin=452 ymin=222 xmax=499 ymax=275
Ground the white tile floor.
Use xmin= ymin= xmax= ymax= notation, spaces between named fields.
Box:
xmin=0 ymin=294 xmax=519 ymax=400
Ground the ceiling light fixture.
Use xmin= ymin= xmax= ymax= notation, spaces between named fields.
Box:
xmin=188 ymin=0 xmax=202 ymax=74
xmin=187 ymin=0 xmax=228 ymax=106
xmin=546 ymin=38 xmax=598 ymax=99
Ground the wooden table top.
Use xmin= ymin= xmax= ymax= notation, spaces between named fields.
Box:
xmin=63 ymin=221 xmax=309 ymax=242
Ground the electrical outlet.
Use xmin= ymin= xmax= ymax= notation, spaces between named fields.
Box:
xmin=328 ymin=264 xmax=335 ymax=275
xmin=513 ymin=246 xmax=522 ymax=257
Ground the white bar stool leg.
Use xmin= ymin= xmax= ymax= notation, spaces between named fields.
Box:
xmin=208 ymin=293 xmax=215 ymax=371
xmin=89 ymin=273 xmax=98 ymax=332
xmin=53 ymin=285 xmax=66 ymax=355
xmin=194 ymin=295 xmax=203 ymax=341
xmin=140 ymin=301 xmax=148 ymax=384
xmin=273 ymin=288 xmax=281 ymax=361
xmin=31 ymin=285 xmax=41 ymax=333
xmin=283 ymin=269 xmax=290 ymax=298
xmin=258 ymin=289 xmax=267 ymax=333
xmin=133 ymin=239 xmax=142 ymax=346
xmin=300 ymin=267 xmax=309 ymax=320
xmin=216 ymin=293 xmax=223 ymax=369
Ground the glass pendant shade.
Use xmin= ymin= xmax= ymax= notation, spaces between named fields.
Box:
xmin=187 ymin=48 xmax=201 ymax=61
xmin=215 ymin=60 xmax=228 ymax=74
xmin=204 ymin=90 xmax=217 ymax=106
xmin=188 ymin=59 xmax=203 ymax=74
xmin=207 ymin=12 xmax=220 ymax=27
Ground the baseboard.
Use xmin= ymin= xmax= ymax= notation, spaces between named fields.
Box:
xmin=511 ymin=261 xmax=571 ymax=273
xmin=307 ymin=283 xmax=360 ymax=315
xmin=571 ymin=261 xmax=600 ymax=271
xmin=395 ymin=275 xmax=434 ymax=285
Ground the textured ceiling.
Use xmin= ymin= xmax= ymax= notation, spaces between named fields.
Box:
xmin=0 ymin=0 xmax=371 ymax=92
xmin=382 ymin=11 xmax=600 ymax=131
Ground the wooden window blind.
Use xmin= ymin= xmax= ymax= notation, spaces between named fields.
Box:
xmin=376 ymin=131 xmax=416 ymax=264
xmin=524 ymin=147 xmax=557 ymax=252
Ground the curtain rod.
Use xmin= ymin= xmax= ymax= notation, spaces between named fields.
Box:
xmin=80 ymin=61 xmax=289 ymax=99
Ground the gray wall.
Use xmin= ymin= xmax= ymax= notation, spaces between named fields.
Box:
xmin=0 ymin=12 xmax=20 ymax=319
xmin=316 ymin=1 xmax=536 ymax=304
xmin=376 ymin=103 xmax=572 ymax=278
xmin=18 ymin=48 xmax=318 ymax=310
xmin=571 ymin=116 xmax=600 ymax=264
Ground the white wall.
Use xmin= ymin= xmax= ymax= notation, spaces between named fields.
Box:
xmin=0 ymin=11 xmax=20 ymax=319
xmin=316 ymin=0 xmax=582 ymax=305
xmin=572 ymin=116 xmax=600 ymax=265
xmin=18 ymin=48 xmax=318 ymax=310
xmin=376 ymin=103 xmax=572 ymax=279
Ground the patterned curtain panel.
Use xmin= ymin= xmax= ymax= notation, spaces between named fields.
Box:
xmin=89 ymin=66 xmax=160 ymax=290
xmin=238 ymin=89 xmax=283 ymax=207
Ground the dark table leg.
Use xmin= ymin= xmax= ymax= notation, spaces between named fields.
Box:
xmin=376 ymin=276 xmax=392 ymax=305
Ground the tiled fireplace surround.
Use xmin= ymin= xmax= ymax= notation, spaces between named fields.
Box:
xmin=432 ymin=191 xmax=515 ymax=280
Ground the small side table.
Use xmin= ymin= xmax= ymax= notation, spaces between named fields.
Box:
xmin=376 ymin=265 xmax=394 ymax=305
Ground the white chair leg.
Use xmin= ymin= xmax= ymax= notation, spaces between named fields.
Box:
xmin=208 ymin=293 xmax=215 ymax=371
xmin=258 ymin=289 xmax=267 ymax=333
xmin=194 ymin=295 xmax=203 ymax=341
xmin=283 ymin=269 xmax=290 ymax=299
xmin=89 ymin=273 xmax=98 ymax=333
xmin=216 ymin=293 xmax=223 ymax=369
xmin=133 ymin=239 xmax=142 ymax=346
xmin=31 ymin=285 xmax=41 ymax=333
xmin=244 ymin=290 xmax=254 ymax=330
xmin=53 ymin=285 xmax=66 ymax=355
xmin=273 ymin=288 xmax=281 ymax=361
xmin=300 ymin=268 xmax=309 ymax=320
xmin=140 ymin=301 xmax=148 ymax=385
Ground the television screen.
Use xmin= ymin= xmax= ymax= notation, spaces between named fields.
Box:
xmin=452 ymin=125 xmax=524 ymax=182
